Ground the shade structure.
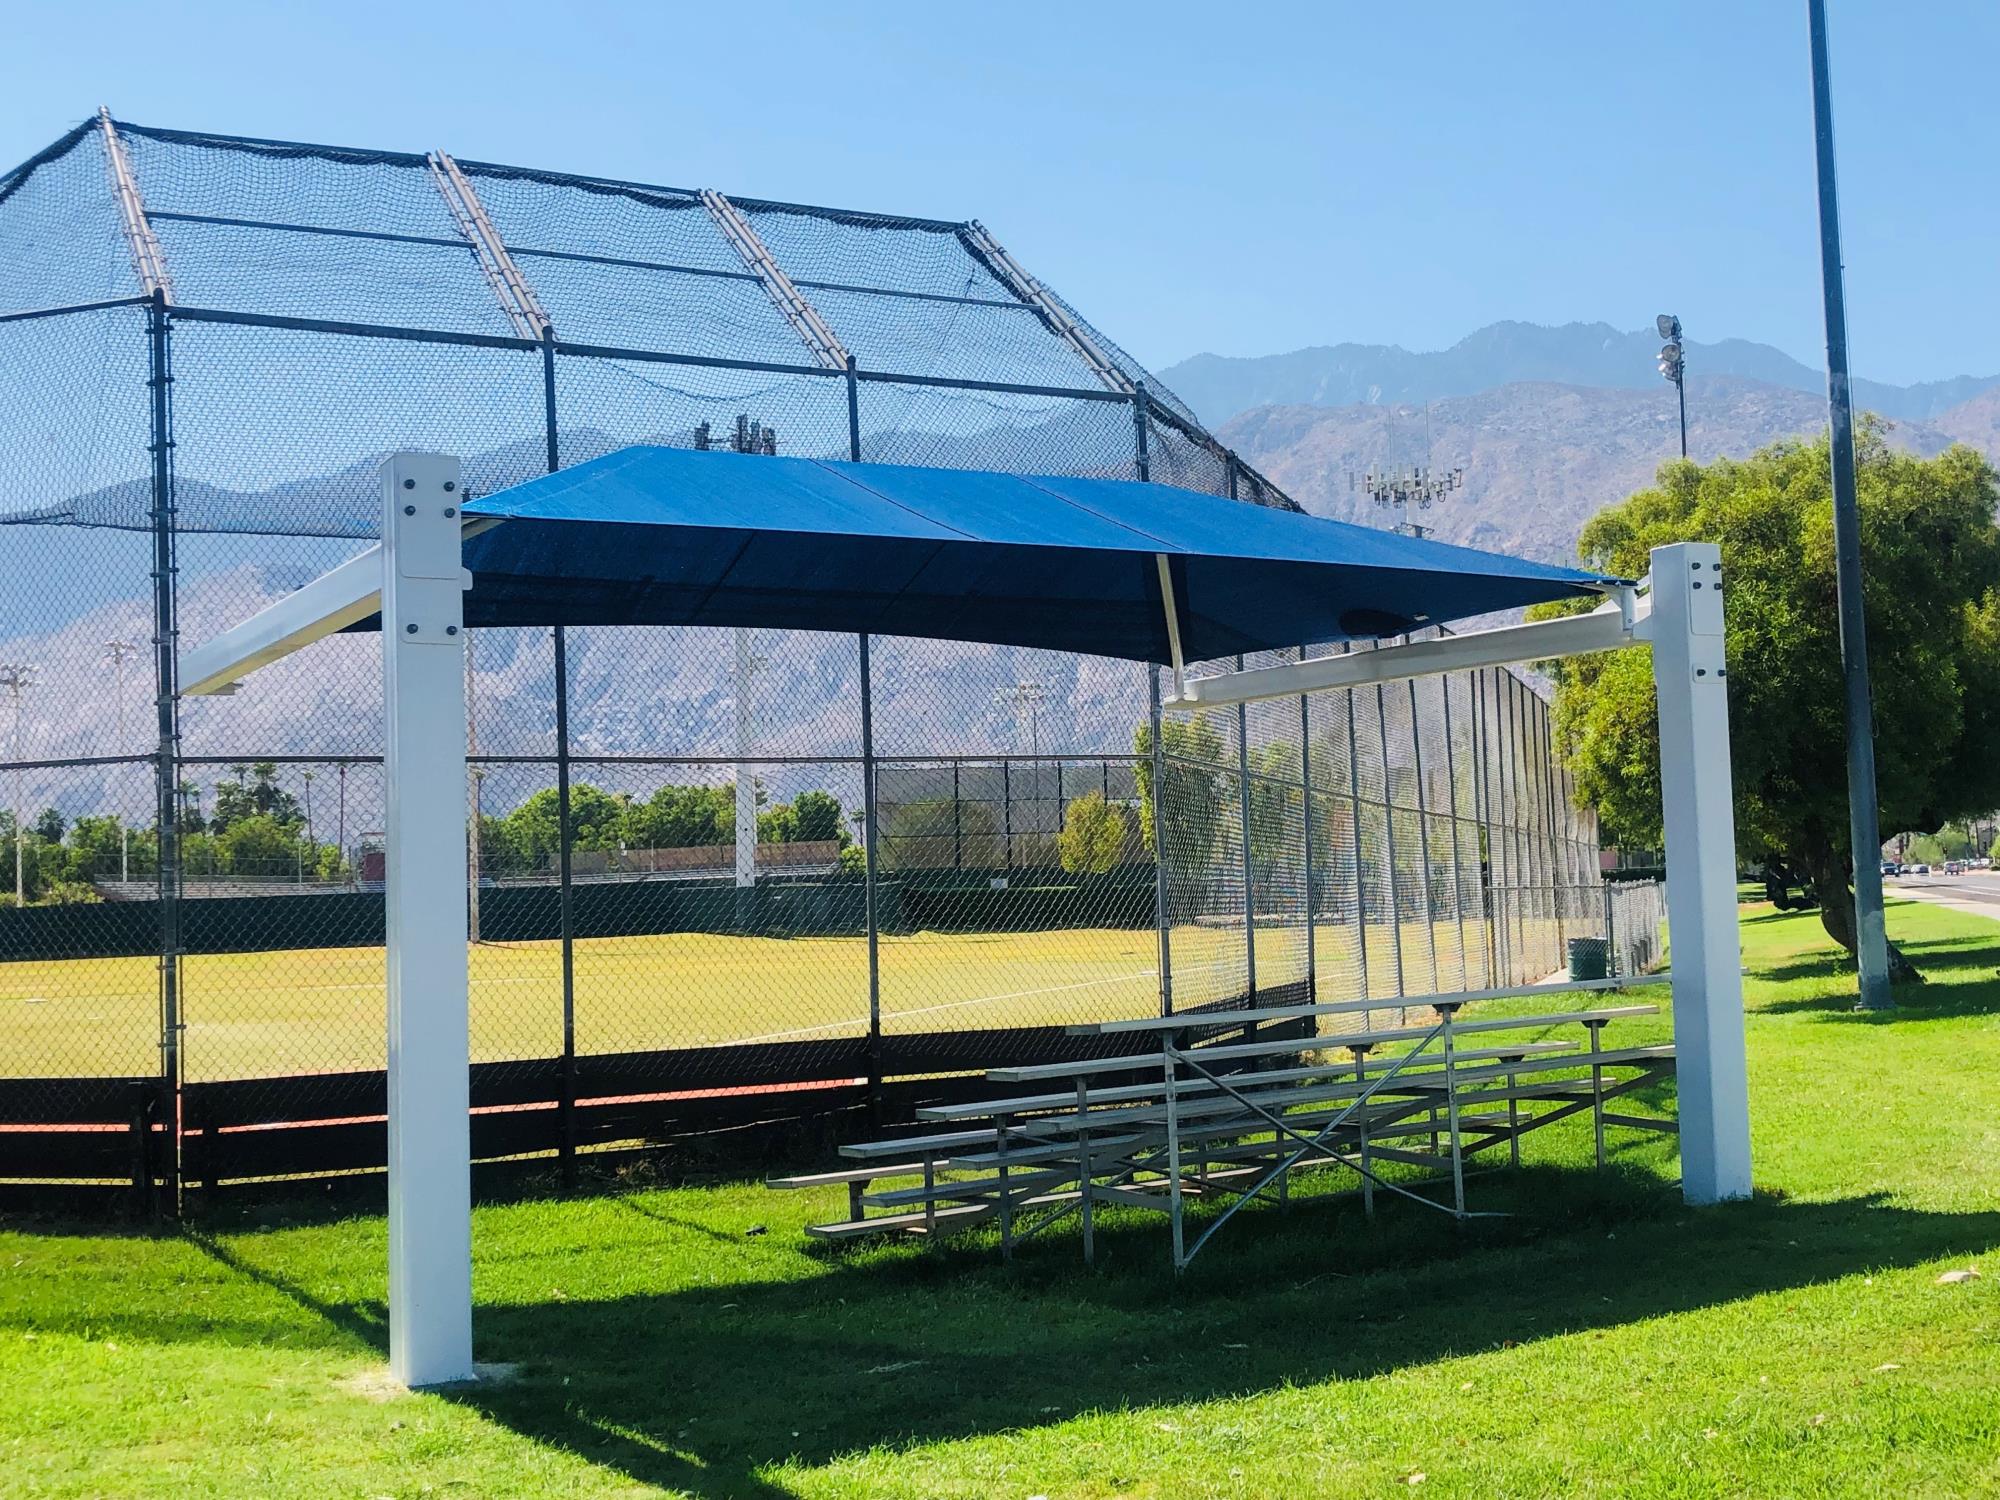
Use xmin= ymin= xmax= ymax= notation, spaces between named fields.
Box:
xmin=457 ymin=445 xmax=1615 ymax=662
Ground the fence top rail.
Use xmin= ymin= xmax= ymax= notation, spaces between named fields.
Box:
xmin=1064 ymin=973 xmax=1671 ymax=1037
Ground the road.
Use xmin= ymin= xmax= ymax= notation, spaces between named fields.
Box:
xmin=1886 ymin=870 xmax=2000 ymax=918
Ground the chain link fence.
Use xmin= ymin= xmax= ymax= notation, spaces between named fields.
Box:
xmin=0 ymin=116 xmax=1635 ymax=1200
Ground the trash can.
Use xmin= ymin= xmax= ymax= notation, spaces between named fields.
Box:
xmin=1567 ymin=936 xmax=1609 ymax=982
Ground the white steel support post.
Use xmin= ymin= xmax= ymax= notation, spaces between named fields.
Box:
xmin=1649 ymin=541 xmax=1752 ymax=1204
xmin=381 ymin=454 xmax=475 ymax=1387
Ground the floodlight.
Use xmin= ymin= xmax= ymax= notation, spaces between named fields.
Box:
xmin=1656 ymin=313 xmax=1680 ymax=339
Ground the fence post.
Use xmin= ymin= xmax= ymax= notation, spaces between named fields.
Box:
xmin=859 ymin=634 xmax=882 ymax=1121
xmin=1235 ymin=657 xmax=1257 ymax=1003
xmin=1441 ymin=670 xmax=1471 ymax=990
xmin=1407 ymin=676 xmax=1440 ymax=994
xmin=1375 ymin=682 xmax=1406 ymax=1003
xmin=146 ymin=289 xmax=182 ymax=1216
xmin=543 ymin=334 xmax=578 ymax=1187
xmin=1150 ymin=669 xmax=1173 ymax=1017
xmin=1342 ymin=659 xmax=1370 ymax=1002
xmin=1297 ymin=652 xmax=1315 ymax=1001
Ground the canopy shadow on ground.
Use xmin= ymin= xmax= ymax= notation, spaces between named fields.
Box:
xmin=430 ymin=1179 xmax=1996 ymax=1500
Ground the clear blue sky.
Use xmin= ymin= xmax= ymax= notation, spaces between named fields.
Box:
xmin=5 ymin=0 xmax=1993 ymax=384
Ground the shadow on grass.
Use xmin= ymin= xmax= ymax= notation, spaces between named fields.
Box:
xmin=422 ymin=1175 xmax=1988 ymax=1499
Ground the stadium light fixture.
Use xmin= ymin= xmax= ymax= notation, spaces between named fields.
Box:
xmin=1656 ymin=313 xmax=1687 ymax=458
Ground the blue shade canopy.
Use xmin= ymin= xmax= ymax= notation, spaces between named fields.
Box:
xmin=457 ymin=445 xmax=1614 ymax=662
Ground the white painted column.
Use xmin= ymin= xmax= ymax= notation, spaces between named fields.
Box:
xmin=381 ymin=453 xmax=476 ymax=1387
xmin=1649 ymin=541 xmax=1752 ymax=1204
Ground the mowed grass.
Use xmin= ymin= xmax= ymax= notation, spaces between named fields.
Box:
xmin=0 ymin=916 xmax=1561 ymax=1079
xmin=3 ymin=898 xmax=1998 ymax=1497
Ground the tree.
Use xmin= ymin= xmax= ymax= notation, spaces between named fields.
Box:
xmin=1905 ymin=833 xmax=1945 ymax=867
xmin=625 ymin=783 xmax=729 ymax=850
xmin=1134 ymin=713 xmax=1226 ymax=866
xmin=788 ymin=789 xmax=848 ymax=847
xmin=1535 ymin=427 xmax=2000 ymax=979
xmin=1057 ymin=791 xmax=1131 ymax=875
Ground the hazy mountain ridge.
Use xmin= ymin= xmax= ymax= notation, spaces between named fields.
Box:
xmin=1220 ymin=374 xmax=1993 ymax=564
xmin=1164 ymin=321 xmax=2000 ymax=430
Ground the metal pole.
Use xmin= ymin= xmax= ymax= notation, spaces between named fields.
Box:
xmin=845 ymin=353 xmax=862 ymax=464
xmin=1150 ymin=668 xmax=1173 ymax=1017
xmin=1408 ymin=677 xmax=1440 ymax=994
xmin=465 ymin=633 xmax=481 ymax=944
xmin=554 ymin=626 xmax=577 ymax=1187
xmin=1375 ymin=683 xmax=1406 ymax=1003
xmin=859 ymin=634 xmax=883 ymax=1117
xmin=1298 ymin=656 xmax=1316 ymax=999
xmin=1441 ymin=672 xmax=1470 ymax=989
xmin=1343 ymin=667 xmax=1370 ymax=1002
xmin=542 ymin=333 xmax=578 ymax=1185
xmin=380 ymin=453 xmax=475 ymax=1388
xmin=1677 ymin=376 xmax=1688 ymax=460
xmin=147 ymin=291 xmax=181 ymax=1213
xmin=1236 ymin=657 xmax=1257 ymax=1002
xmin=1808 ymin=0 xmax=1892 ymax=1010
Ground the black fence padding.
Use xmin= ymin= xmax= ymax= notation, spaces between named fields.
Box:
xmin=0 ymin=864 xmax=1173 ymax=962
xmin=0 ymin=876 xmax=889 ymax=960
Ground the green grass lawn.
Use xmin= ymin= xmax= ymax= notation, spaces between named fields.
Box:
xmin=4 ymin=898 xmax=1997 ymax=1498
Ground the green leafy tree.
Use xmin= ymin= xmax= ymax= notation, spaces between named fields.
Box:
xmin=211 ymin=762 xmax=302 ymax=833
xmin=1134 ymin=713 xmax=1226 ymax=866
xmin=788 ymin=789 xmax=848 ymax=846
xmin=1905 ymin=834 xmax=1945 ymax=867
xmin=1057 ymin=790 xmax=1132 ymax=874
xmin=626 ymin=783 xmax=730 ymax=850
xmin=1535 ymin=427 xmax=2000 ymax=978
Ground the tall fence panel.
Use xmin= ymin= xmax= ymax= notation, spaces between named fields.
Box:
xmin=0 ymin=117 xmax=1630 ymax=1203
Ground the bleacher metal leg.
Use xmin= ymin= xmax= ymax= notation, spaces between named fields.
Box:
xmin=1076 ymin=1079 xmax=1094 ymax=1265
xmin=996 ymin=1114 xmax=1014 ymax=1262
xmin=1441 ymin=1002 xmax=1467 ymax=1219
xmin=1506 ymin=1064 xmax=1521 ymax=1168
xmin=923 ymin=1153 xmax=937 ymax=1242
xmin=1589 ymin=1020 xmax=1607 ymax=1168
xmin=1164 ymin=1044 xmax=1186 ymax=1273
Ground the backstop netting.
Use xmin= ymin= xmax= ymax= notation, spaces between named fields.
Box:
xmin=0 ymin=116 xmax=1632 ymax=1199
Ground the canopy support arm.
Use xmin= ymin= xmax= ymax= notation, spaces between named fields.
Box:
xmin=1164 ymin=585 xmax=1643 ymax=707
xmin=1155 ymin=555 xmax=1185 ymax=699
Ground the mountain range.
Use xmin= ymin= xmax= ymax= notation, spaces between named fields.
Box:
xmin=8 ymin=319 xmax=1998 ymax=825
xmin=1161 ymin=321 xmax=2000 ymax=430
xmin=1217 ymin=372 xmax=1995 ymax=564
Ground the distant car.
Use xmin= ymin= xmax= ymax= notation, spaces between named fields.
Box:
xmin=1945 ymin=860 xmax=1964 ymax=875
xmin=1914 ymin=863 xmax=1932 ymax=875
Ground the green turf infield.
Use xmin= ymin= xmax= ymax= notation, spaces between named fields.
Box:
xmin=0 ymin=916 xmax=1565 ymax=1079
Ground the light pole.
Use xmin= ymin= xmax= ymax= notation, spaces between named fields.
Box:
xmin=998 ymin=681 xmax=1049 ymax=852
xmin=0 ymin=664 xmax=37 ymax=905
xmin=105 ymin=640 xmax=138 ymax=883
xmin=1807 ymin=0 xmax=1892 ymax=1009
xmin=1657 ymin=314 xmax=1687 ymax=459
xmin=465 ymin=632 xmax=481 ymax=942
xmin=302 ymin=768 xmax=315 ymax=875
xmin=734 ymin=629 xmax=769 ymax=892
